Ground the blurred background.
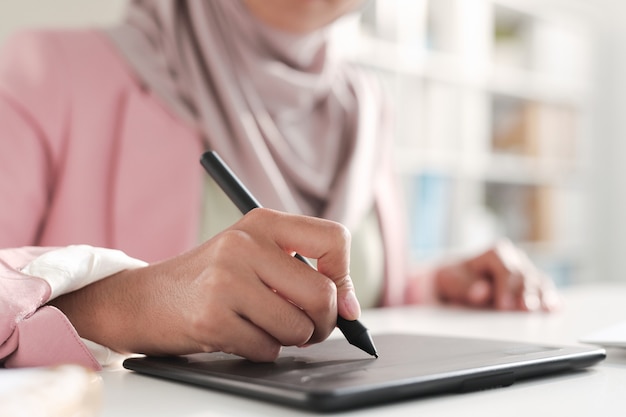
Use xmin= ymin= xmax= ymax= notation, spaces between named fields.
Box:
xmin=1 ymin=0 xmax=625 ymax=288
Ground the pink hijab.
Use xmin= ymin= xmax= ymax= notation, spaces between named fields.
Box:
xmin=106 ymin=0 xmax=387 ymax=230
xmin=106 ymin=0 xmax=408 ymax=305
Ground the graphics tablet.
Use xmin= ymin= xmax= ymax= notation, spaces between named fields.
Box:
xmin=122 ymin=333 xmax=605 ymax=412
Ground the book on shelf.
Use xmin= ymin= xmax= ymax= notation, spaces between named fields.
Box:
xmin=492 ymin=3 xmax=591 ymax=84
xmin=484 ymin=182 xmax=554 ymax=244
xmin=491 ymin=95 xmax=578 ymax=161
xmin=407 ymin=172 xmax=453 ymax=259
xmin=493 ymin=5 xmax=533 ymax=69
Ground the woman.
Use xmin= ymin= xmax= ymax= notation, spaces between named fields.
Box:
xmin=0 ymin=0 xmax=558 ymax=370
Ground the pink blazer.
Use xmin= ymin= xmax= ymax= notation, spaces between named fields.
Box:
xmin=0 ymin=30 xmax=409 ymax=369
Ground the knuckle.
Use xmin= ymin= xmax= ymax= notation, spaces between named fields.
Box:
xmin=241 ymin=207 xmax=273 ymax=225
xmin=308 ymin=323 xmax=335 ymax=344
xmin=207 ymin=231 xmax=258 ymax=272
xmin=334 ymin=274 xmax=354 ymax=292
xmin=214 ymin=229 xmax=254 ymax=253
xmin=486 ymin=247 xmax=503 ymax=262
xmin=328 ymin=221 xmax=351 ymax=246
xmin=307 ymin=279 xmax=337 ymax=318
xmin=188 ymin=307 xmax=228 ymax=343
xmin=317 ymin=278 xmax=338 ymax=304
xmin=284 ymin=320 xmax=314 ymax=346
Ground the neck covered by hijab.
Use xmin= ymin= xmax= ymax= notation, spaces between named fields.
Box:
xmin=106 ymin=0 xmax=389 ymax=229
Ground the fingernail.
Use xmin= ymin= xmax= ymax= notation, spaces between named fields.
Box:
xmin=343 ymin=290 xmax=361 ymax=320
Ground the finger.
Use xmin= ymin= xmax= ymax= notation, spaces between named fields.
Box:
xmin=223 ymin=218 xmax=340 ymax=344
xmin=466 ymin=278 xmax=493 ymax=307
xmin=228 ymin=272 xmax=317 ymax=347
xmin=240 ymin=208 xmax=360 ymax=321
xmin=240 ymin=209 xmax=351 ymax=279
xmin=467 ymin=247 xmax=518 ymax=310
xmin=517 ymin=268 xmax=543 ymax=312
xmin=250 ymin=246 xmax=339 ymax=344
xmin=197 ymin=226 xmax=335 ymax=346
xmin=182 ymin=270 xmax=285 ymax=361
xmin=435 ymin=264 xmax=491 ymax=307
xmin=509 ymin=248 xmax=554 ymax=312
xmin=209 ymin=310 xmax=284 ymax=362
xmin=435 ymin=264 xmax=470 ymax=303
xmin=537 ymin=273 xmax=561 ymax=312
xmin=540 ymin=283 xmax=562 ymax=311
xmin=520 ymin=287 xmax=541 ymax=311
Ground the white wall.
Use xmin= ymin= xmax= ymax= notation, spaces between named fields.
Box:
xmin=587 ymin=2 xmax=626 ymax=283
xmin=0 ymin=0 xmax=127 ymax=42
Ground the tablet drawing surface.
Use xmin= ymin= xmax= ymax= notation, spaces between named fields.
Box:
xmin=123 ymin=333 xmax=605 ymax=412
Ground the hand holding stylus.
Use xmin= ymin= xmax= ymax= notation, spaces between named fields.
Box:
xmin=50 ymin=201 xmax=361 ymax=362
xmin=201 ymin=151 xmax=378 ymax=357
xmin=50 ymin=149 xmax=374 ymax=361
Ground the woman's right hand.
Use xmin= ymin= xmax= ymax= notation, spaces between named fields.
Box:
xmin=49 ymin=208 xmax=360 ymax=362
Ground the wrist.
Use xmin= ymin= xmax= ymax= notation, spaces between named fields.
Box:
xmin=49 ymin=268 xmax=147 ymax=354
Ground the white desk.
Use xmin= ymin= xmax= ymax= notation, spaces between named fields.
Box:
xmin=99 ymin=283 xmax=626 ymax=416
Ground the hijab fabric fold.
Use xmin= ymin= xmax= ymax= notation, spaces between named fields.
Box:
xmin=106 ymin=0 xmax=388 ymax=230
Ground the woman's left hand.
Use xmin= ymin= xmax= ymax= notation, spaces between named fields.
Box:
xmin=434 ymin=240 xmax=561 ymax=312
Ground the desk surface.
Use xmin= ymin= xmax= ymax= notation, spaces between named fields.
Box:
xmin=100 ymin=283 xmax=626 ymax=416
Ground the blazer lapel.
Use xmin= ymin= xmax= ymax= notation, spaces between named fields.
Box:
xmin=111 ymin=89 xmax=203 ymax=262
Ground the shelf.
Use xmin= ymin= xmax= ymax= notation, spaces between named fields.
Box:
xmin=489 ymin=0 xmax=601 ymax=25
xmin=351 ymin=0 xmax=592 ymax=285
xmin=481 ymin=154 xmax=584 ymax=185
xmin=351 ymin=36 xmax=589 ymax=105
xmin=395 ymin=150 xmax=584 ymax=186
xmin=487 ymin=66 xmax=590 ymax=104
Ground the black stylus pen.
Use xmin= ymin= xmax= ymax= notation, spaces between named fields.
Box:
xmin=200 ymin=150 xmax=378 ymax=358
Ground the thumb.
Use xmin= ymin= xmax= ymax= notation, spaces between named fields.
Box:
xmin=335 ymin=274 xmax=361 ymax=321
xmin=296 ymin=253 xmax=361 ymax=321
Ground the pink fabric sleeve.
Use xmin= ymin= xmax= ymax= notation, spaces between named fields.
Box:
xmin=0 ymin=247 xmax=100 ymax=370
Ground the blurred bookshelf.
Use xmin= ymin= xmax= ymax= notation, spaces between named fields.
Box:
xmin=335 ymin=0 xmax=593 ymax=286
